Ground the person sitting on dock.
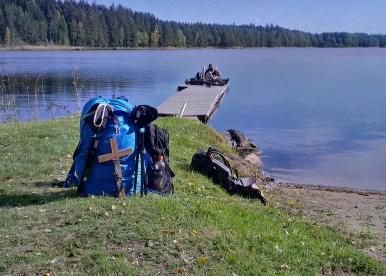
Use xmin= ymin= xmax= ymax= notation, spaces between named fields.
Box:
xmin=205 ymin=64 xmax=222 ymax=82
xmin=205 ymin=66 xmax=223 ymax=84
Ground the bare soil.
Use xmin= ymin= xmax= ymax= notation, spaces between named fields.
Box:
xmin=267 ymin=183 xmax=386 ymax=263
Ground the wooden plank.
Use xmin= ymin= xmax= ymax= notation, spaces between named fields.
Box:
xmin=98 ymin=138 xmax=133 ymax=163
xmin=157 ymin=83 xmax=229 ymax=121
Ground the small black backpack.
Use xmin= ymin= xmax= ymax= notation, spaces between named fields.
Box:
xmin=144 ymin=124 xmax=175 ymax=194
xmin=191 ymin=147 xmax=266 ymax=205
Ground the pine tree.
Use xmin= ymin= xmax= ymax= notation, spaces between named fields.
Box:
xmin=58 ymin=16 xmax=69 ymax=45
xmin=132 ymin=31 xmax=142 ymax=47
xmin=141 ymin=31 xmax=149 ymax=47
xmin=69 ymin=20 xmax=77 ymax=46
xmin=175 ymin=29 xmax=186 ymax=47
xmin=118 ymin=27 xmax=124 ymax=47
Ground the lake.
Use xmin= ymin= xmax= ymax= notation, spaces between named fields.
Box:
xmin=1 ymin=48 xmax=386 ymax=191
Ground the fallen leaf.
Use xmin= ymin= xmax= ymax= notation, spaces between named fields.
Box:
xmin=104 ymin=211 xmax=109 ymax=217
xmin=131 ymin=259 xmax=139 ymax=266
xmin=280 ymin=264 xmax=289 ymax=270
xmin=48 ymin=258 xmax=58 ymax=264
xmin=147 ymin=240 xmax=154 ymax=247
xmin=174 ymin=268 xmax=186 ymax=274
xmin=111 ymin=205 xmax=116 ymax=211
xmin=198 ymin=256 xmax=209 ymax=265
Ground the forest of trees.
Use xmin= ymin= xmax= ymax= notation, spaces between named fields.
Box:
xmin=1 ymin=0 xmax=386 ymax=48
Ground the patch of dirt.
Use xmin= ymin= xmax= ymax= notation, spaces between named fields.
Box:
xmin=267 ymin=183 xmax=386 ymax=263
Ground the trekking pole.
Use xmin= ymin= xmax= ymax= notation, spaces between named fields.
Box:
xmin=133 ymin=129 xmax=142 ymax=195
xmin=133 ymin=151 xmax=138 ymax=195
xmin=139 ymin=128 xmax=147 ymax=196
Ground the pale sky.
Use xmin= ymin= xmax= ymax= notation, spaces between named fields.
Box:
xmin=93 ymin=0 xmax=386 ymax=34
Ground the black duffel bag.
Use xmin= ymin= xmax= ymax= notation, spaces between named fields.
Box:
xmin=191 ymin=147 xmax=266 ymax=205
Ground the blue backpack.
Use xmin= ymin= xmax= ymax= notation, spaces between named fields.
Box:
xmin=65 ymin=97 xmax=158 ymax=197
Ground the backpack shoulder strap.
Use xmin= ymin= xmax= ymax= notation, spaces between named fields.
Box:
xmin=64 ymin=103 xmax=112 ymax=195
xmin=206 ymin=147 xmax=234 ymax=177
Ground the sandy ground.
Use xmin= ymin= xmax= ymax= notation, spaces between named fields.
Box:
xmin=267 ymin=183 xmax=386 ymax=264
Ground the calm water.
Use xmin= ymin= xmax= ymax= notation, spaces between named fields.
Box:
xmin=1 ymin=49 xmax=386 ymax=191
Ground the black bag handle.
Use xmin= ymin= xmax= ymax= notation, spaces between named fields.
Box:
xmin=206 ymin=147 xmax=234 ymax=177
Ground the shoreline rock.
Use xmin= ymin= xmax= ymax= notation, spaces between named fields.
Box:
xmin=222 ymin=129 xmax=273 ymax=183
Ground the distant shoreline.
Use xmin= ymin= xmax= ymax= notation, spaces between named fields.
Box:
xmin=2 ymin=45 xmax=386 ymax=51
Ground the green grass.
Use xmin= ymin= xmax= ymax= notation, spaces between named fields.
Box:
xmin=0 ymin=117 xmax=384 ymax=275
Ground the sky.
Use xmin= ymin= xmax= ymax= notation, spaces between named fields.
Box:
xmin=94 ymin=0 xmax=386 ymax=34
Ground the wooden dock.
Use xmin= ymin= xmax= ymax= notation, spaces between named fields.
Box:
xmin=157 ymin=83 xmax=229 ymax=123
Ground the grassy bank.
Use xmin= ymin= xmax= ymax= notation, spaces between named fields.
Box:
xmin=0 ymin=117 xmax=384 ymax=275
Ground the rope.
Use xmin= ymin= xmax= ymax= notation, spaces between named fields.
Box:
xmin=93 ymin=103 xmax=109 ymax=128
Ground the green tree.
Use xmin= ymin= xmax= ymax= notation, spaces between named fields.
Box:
xmin=118 ymin=27 xmax=125 ymax=47
xmin=132 ymin=30 xmax=142 ymax=47
xmin=69 ymin=19 xmax=77 ymax=46
xmin=175 ymin=29 xmax=186 ymax=47
xmin=141 ymin=31 xmax=149 ymax=47
xmin=58 ymin=15 xmax=69 ymax=45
